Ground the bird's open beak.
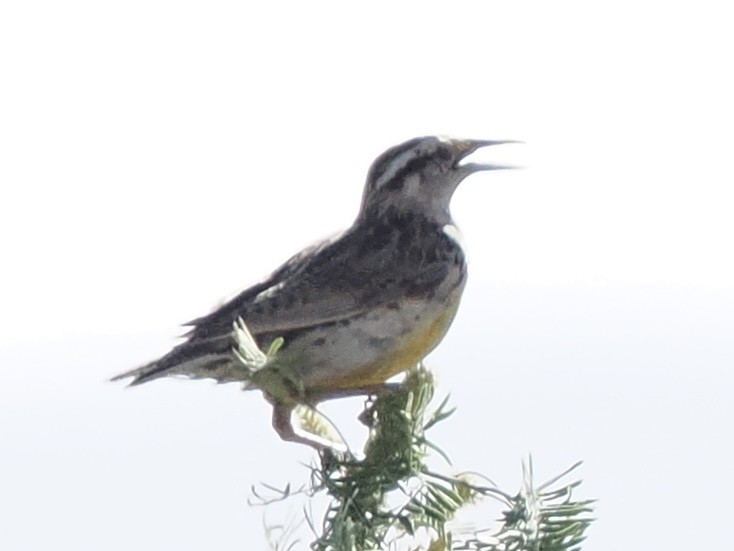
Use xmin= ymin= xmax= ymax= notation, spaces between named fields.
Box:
xmin=455 ymin=139 xmax=522 ymax=173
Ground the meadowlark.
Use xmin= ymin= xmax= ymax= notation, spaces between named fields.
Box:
xmin=113 ymin=136 xmax=514 ymax=446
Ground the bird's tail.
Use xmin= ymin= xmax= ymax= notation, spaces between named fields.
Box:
xmin=111 ymin=335 xmax=238 ymax=386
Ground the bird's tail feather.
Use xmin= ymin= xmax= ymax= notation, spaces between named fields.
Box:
xmin=111 ymin=335 xmax=236 ymax=386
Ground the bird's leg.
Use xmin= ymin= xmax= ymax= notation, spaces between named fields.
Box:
xmin=268 ymin=381 xmax=405 ymax=449
xmin=270 ymin=384 xmax=402 ymax=449
xmin=305 ymin=382 xmax=403 ymax=428
xmin=271 ymin=403 xmax=327 ymax=450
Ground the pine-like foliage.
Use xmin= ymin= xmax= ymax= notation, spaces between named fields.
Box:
xmin=306 ymin=367 xmax=594 ymax=550
xmin=233 ymin=319 xmax=595 ymax=550
xmin=311 ymin=367 xmax=456 ymax=549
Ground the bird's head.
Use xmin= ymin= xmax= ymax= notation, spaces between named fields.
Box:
xmin=359 ymin=136 xmax=517 ymax=222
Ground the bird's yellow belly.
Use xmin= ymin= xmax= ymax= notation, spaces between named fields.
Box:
xmin=337 ymin=304 xmax=459 ymax=389
xmin=285 ymin=294 xmax=463 ymax=395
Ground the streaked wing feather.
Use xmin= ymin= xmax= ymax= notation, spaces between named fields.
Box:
xmin=184 ymin=237 xmax=335 ymax=340
xmin=185 ymin=227 xmax=449 ymax=341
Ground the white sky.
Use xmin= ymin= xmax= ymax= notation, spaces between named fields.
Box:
xmin=1 ymin=1 xmax=732 ymax=550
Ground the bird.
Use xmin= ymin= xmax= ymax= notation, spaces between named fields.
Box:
xmin=112 ymin=136 xmax=515 ymax=446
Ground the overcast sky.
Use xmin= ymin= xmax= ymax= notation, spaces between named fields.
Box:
xmin=1 ymin=1 xmax=732 ymax=550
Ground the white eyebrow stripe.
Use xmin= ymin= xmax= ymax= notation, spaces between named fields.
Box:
xmin=373 ymin=148 xmax=419 ymax=190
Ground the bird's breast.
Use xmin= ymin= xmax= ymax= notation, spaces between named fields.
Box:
xmin=275 ymin=277 xmax=466 ymax=394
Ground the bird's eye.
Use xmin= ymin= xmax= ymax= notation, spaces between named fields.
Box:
xmin=436 ymin=147 xmax=452 ymax=162
xmin=433 ymin=147 xmax=454 ymax=169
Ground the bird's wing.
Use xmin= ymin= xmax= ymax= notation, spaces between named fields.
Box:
xmin=185 ymin=227 xmax=450 ymax=341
